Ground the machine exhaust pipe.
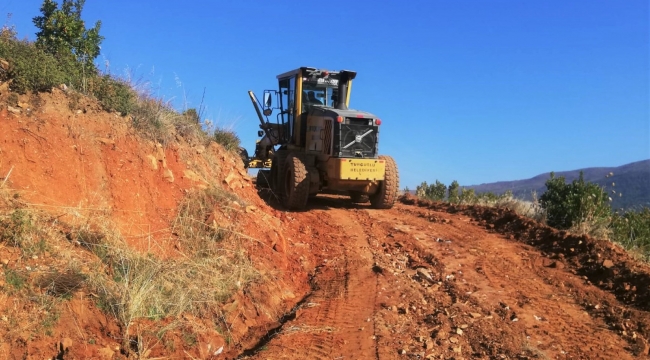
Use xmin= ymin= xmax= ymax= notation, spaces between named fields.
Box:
xmin=336 ymin=74 xmax=349 ymax=111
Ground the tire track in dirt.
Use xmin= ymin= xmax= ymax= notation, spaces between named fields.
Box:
xmin=242 ymin=195 xmax=650 ymax=359
xmin=244 ymin=207 xmax=381 ymax=359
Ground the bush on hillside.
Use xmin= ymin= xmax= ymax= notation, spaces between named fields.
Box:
xmin=213 ymin=128 xmax=241 ymax=152
xmin=87 ymin=74 xmax=135 ymax=115
xmin=539 ymin=172 xmax=611 ymax=234
xmin=459 ymin=188 xmax=477 ymax=204
xmin=0 ymin=36 xmax=68 ymax=93
xmin=448 ymin=180 xmax=460 ymax=204
xmin=0 ymin=11 xmax=234 ymax=149
xmin=415 ymin=180 xmax=447 ymax=201
xmin=610 ymin=208 xmax=650 ymax=261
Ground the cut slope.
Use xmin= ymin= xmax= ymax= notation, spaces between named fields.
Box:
xmin=0 ymin=89 xmax=317 ymax=359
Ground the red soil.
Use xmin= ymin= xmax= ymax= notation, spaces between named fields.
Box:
xmin=1 ymin=90 xmax=649 ymax=359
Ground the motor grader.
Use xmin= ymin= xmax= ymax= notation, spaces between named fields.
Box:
xmin=245 ymin=67 xmax=398 ymax=210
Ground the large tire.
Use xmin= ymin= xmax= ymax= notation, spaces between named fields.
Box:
xmin=270 ymin=150 xmax=288 ymax=196
xmin=370 ymin=155 xmax=399 ymax=209
xmin=283 ymin=154 xmax=310 ymax=210
xmin=349 ymin=191 xmax=370 ymax=204
xmin=256 ymin=169 xmax=271 ymax=188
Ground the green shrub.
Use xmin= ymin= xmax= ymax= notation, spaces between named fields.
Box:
xmin=539 ymin=172 xmax=611 ymax=233
xmin=182 ymin=108 xmax=200 ymax=123
xmin=448 ymin=180 xmax=460 ymax=204
xmin=0 ymin=209 xmax=33 ymax=246
xmin=459 ymin=188 xmax=477 ymax=205
xmin=610 ymin=208 xmax=650 ymax=260
xmin=476 ymin=191 xmax=498 ymax=204
xmin=88 ymin=74 xmax=135 ymax=115
xmin=0 ymin=37 xmax=67 ymax=93
xmin=415 ymin=180 xmax=446 ymax=201
xmin=5 ymin=268 xmax=27 ymax=291
xmin=213 ymin=128 xmax=241 ymax=152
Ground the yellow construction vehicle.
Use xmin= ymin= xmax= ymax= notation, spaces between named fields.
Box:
xmin=246 ymin=67 xmax=398 ymax=210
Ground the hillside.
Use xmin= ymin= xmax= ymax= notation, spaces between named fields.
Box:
xmin=468 ymin=160 xmax=650 ymax=209
xmin=1 ymin=89 xmax=650 ymax=359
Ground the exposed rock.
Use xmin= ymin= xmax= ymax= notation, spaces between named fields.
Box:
xmin=60 ymin=337 xmax=73 ymax=350
xmin=154 ymin=143 xmax=167 ymax=168
xmin=7 ymin=106 xmax=20 ymax=114
xmin=96 ymin=137 xmax=115 ymax=145
xmin=224 ymin=172 xmax=236 ymax=186
xmin=163 ymin=168 xmax=174 ymax=183
xmin=98 ymin=346 xmax=115 ymax=359
xmin=417 ymin=268 xmax=435 ymax=284
xmin=603 ymin=259 xmax=614 ymax=269
xmin=146 ymin=155 xmax=158 ymax=170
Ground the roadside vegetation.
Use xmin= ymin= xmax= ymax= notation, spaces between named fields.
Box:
xmin=0 ymin=2 xmax=238 ymax=150
xmin=0 ymin=1 xmax=251 ymax=354
xmin=410 ymin=173 xmax=650 ymax=261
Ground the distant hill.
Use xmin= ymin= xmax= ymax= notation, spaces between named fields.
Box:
xmin=467 ymin=160 xmax=650 ymax=210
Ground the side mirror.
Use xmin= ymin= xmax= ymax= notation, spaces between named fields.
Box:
xmin=263 ymin=108 xmax=272 ymax=116
xmin=263 ymin=92 xmax=272 ymax=108
xmin=257 ymin=130 xmax=264 ymax=137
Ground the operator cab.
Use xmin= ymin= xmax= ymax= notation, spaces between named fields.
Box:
xmin=256 ymin=67 xmax=381 ymax=159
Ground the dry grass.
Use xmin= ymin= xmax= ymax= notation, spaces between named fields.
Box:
xmin=494 ymin=194 xmax=546 ymax=223
xmin=129 ymin=93 xmax=208 ymax=147
xmin=0 ymin=184 xmax=259 ymax=353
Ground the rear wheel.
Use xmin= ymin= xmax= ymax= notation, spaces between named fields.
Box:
xmin=370 ymin=155 xmax=399 ymax=209
xmin=283 ymin=154 xmax=310 ymax=210
xmin=349 ymin=191 xmax=370 ymax=204
xmin=270 ymin=150 xmax=288 ymax=196
xmin=256 ymin=169 xmax=271 ymax=188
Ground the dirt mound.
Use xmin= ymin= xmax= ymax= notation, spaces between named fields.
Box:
xmin=401 ymin=194 xmax=650 ymax=312
xmin=0 ymin=90 xmax=317 ymax=358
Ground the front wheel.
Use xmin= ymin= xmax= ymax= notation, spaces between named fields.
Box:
xmin=283 ymin=154 xmax=310 ymax=210
xmin=370 ymin=155 xmax=399 ymax=209
xmin=270 ymin=150 xmax=288 ymax=196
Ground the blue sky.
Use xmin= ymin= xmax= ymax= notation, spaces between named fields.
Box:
xmin=2 ymin=0 xmax=648 ymax=188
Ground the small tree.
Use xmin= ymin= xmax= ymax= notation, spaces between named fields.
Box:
xmin=459 ymin=188 xmax=476 ymax=204
xmin=431 ymin=180 xmax=446 ymax=201
xmin=415 ymin=181 xmax=428 ymax=198
xmin=448 ymin=180 xmax=460 ymax=204
xmin=415 ymin=180 xmax=447 ymax=201
xmin=33 ymin=0 xmax=103 ymax=89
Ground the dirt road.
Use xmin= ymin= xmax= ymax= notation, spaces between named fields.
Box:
xmin=242 ymin=195 xmax=650 ymax=359
xmin=4 ymin=91 xmax=649 ymax=359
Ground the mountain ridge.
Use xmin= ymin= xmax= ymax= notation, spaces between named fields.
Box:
xmin=467 ymin=159 xmax=650 ymax=210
